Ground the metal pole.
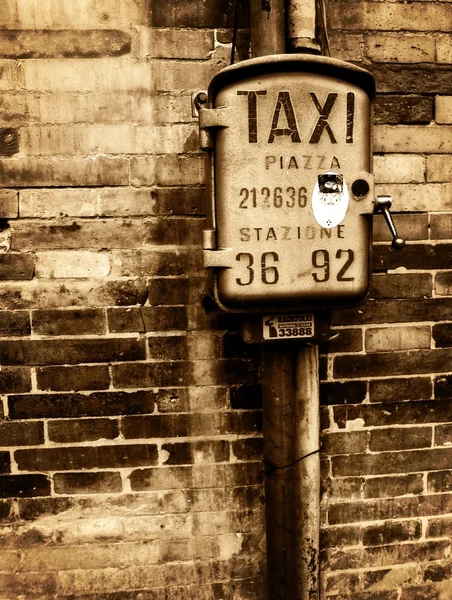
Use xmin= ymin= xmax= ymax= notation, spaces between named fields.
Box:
xmin=249 ymin=0 xmax=285 ymax=57
xmin=287 ymin=0 xmax=321 ymax=53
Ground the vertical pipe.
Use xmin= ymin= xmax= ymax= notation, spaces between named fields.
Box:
xmin=287 ymin=0 xmax=321 ymax=53
xmin=249 ymin=0 xmax=286 ymax=57
xmin=294 ymin=346 xmax=320 ymax=599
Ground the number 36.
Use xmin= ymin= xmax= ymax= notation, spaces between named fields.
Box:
xmin=235 ymin=252 xmax=279 ymax=286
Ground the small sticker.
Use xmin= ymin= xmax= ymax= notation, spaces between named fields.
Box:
xmin=312 ymin=171 xmax=349 ymax=229
xmin=263 ymin=314 xmax=314 ymax=340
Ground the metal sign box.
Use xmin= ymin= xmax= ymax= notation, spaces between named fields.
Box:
xmin=201 ymin=54 xmax=376 ymax=312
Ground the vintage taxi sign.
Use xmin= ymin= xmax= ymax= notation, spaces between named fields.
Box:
xmin=200 ymin=54 xmax=375 ymax=312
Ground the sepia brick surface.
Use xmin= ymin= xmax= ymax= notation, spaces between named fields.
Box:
xmin=0 ymin=0 xmax=450 ymax=599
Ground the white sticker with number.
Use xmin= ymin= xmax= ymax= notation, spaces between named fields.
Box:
xmin=263 ymin=314 xmax=314 ymax=340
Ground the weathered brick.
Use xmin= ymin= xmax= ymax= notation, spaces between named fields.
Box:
xmin=0 ymin=190 xmax=18 ymax=218
xmin=0 ymin=157 xmax=129 ymax=187
xmin=0 ymin=338 xmax=145 ymax=366
xmin=149 ymin=0 xmax=238 ymax=28
xmin=428 ymin=470 xmax=452 ymax=494
xmin=374 ymin=244 xmax=452 ymax=272
xmin=0 ymin=127 xmax=18 ymax=155
xmin=0 ymin=451 xmax=10 ymax=473
xmin=149 ymin=276 xmax=206 ymax=306
xmin=231 ymin=438 xmax=263 ymax=462
xmin=53 ymin=472 xmax=122 ymax=495
xmin=427 ymin=155 xmax=452 ymax=183
xmin=322 ymin=431 xmax=368 ymax=456
xmin=365 ymin=325 xmax=431 ymax=353
xmin=48 ymin=419 xmax=119 ymax=443
xmin=363 ymin=474 xmax=424 ymax=499
xmin=332 ymin=299 xmax=452 ymax=327
xmin=149 ymin=187 xmax=207 ymax=216
xmin=374 ymin=183 xmax=452 ymax=212
xmin=107 ymin=306 xmax=188 ymax=333
xmin=0 ymin=572 xmax=57 ymax=598
xmin=147 ymin=29 xmax=214 ymax=59
xmin=36 ymin=365 xmax=110 ymax=392
xmin=370 ymin=273 xmax=432 ymax=300
xmin=374 ymin=95 xmax=433 ymax=125
xmin=0 ymin=310 xmax=30 ymax=335
xmin=333 ymin=399 xmax=452 ymax=430
xmin=363 ymin=520 xmax=422 ymax=547
xmin=15 ymin=444 xmax=158 ymax=471
xmin=435 ymin=271 xmax=452 ymax=296
xmin=369 ymin=427 xmax=432 ymax=452
xmin=320 ymin=381 xmax=367 ymax=406
xmin=375 ymin=125 xmax=452 ymax=154
xmin=0 ymin=421 xmax=44 ymax=447
xmin=162 ymin=440 xmax=230 ymax=465
xmin=329 ymin=33 xmax=364 ymax=62
xmin=324 ymin=328 xmax=363 ymax=353
xmin=433 ymin=323 xmax=452 ymax=347
xmin=0 ymin=367 xmax=31 ymax=393
xmin=0 ymin=30 xmax=131 ymax=58
xmin=154 ymin=155 xmax=205 ymax=186
xmin=130 ymin=463 xmax=263 ymax=492
xmin=32 ymin=308 xmax=106 ymax=336
xmin=369 ymin=377 xmax=432 ymax=403
xmin=230 ymin=385 xmax=262 ymax=410
xmin=0 ymin=253 xmax=34 ymax=280
xmin=333 ymin=447 xmax=452 ymax=477
xmin=112 ymin=361 xmax=190 ymax=389
xmin=35 ymin=251 xmax=111 ymax=278
xmin=366 ymin=34 xmax=435 ymax=63
xmin=373 ymin=155 xmax=425 ymax=184
xmin=110 ymin=248 xmax=202 ymax=277
xmin=0 ymin=474 xmax=50 ymax=498
xmin=329 ymin=2 xmax=452 ymax=32
xmin=437 ymin=36 xmax=452 ymax=64
xmin=9 ymin=390 xmax=155 ymax=420
xmin=436 ymin=96 xmax=452 ymax=124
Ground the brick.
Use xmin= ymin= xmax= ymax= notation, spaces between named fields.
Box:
xmin=231 ymin=438 xmax=263 ymax=462
xmin=0 ymin=279 xmax=148 ymax=310
xmin=374 ymin=243 xmax=452 ymax=272
xmin=363 ymin=474 xmax=424 ymax=499
xmin=433 ymin=323 xmax=452 ymax=347
xmin=324 ymin=328 xmax=363 ymax=353
xmin=147 ymin=187 xmax=207 ymax=216
xmin=148 ymin=29 xmax=214 ymax=59
xmin=54 ymin=472 xmax=122 ymax=495
xmin=11 ymin=220 xmax=146 ymax=251
xmin=0 ymin=474 xmax=50 ymax=498
xmin=20 ymin=189 xmax=98 ymax=218
xmin=428 ymin=470 xmax=452 ymax=493
xmin=366 ymin=34 xmax=435 ymax=63
xmin=427 ymin=516 xmax=452 ymax=538
xmin=435 ymin=271 xmax=452 ymax=296
xmin=48 ymin=419 xmax=119 ymax=443
xmin=333 ymin=299 xmax=452 ymax=326
xmin=322 ymin=431 xmax=368 ymax=456
xmin=130 ymin=463 xmax=263 ymax=492
xmin=0 ymin=30 xmax=131 ymax=59
xmin=375 ymin=125 xmax=452 ymax=154
xmin=32 ymin=308 xmax=106 ymax=336
xmin=0 ymin=367 xmax=31 ymax=393
xmin=0 ymin=127 xmax=18 ymax=155
xmin=365 ymin=325 xmax=431 ymax=353
xmin=144 ymin=218 xmax=204 ymax=245
xmin=437 ymin=36 xmax=452 ymax=64
xmin=19 ymin=59 xmax=152 ymax=93
xmin=321 ymin=524 xmax=361 ymax=549
xmin=333 ymin=399 xmax=452 ymax=430
xmin=99 ymin=188 xmax=158 ymax=217
xmin=320 ymin=381 xmax=367 ymax=406
xmin=374 ymin=183 xmax=452 ymax=212
xmin=112 ymin=361 xmax=188 ymax=389
xmin=154 ymin=155 xmax=205 ymax=186
xmin=369 ymin=377 xmax=432 ymax=403
xmin=373 ymin=213 xmax=430 ymax=242
xmin=0 ymin=60 xmax=18 ymax=91
xmin=162 ymin=441 xmax=230 ymax=465
xmin=0 ymin=451 xmax=10 ymax=473
xmin=329 ymin=33 xmax=364 ymax=62
xmin=401 ymin=584 xmax=448 ymax=599
xmin=335 ymin=348 xmax=452 ymax=378
xmin=329 ymin=3 xmax=452 ymax=33
xmin=36 ymin=365 xmax=110 ymax=392
xmin=369 ymin=427 xmax=432 ymax=452
xmin=435 ymin=423 xmax=452 ymax=447
xmin=0 ymin=310 xmax=30 ymax=335
xmin=374 ymin=95 xmax=433 ymax=125
xmin=0 ymin=421 xmax=44 ymax=447
xmin=0 ymin=338 xmax=145 ymax=366
xmin=107 ymin=306 xmax=188 ymax=333
xmin=0 ymin=253 xmax=34 ymax=280
xmin=15 ymin=444 xmax=158 ymax=471
xmin=35 ymin=251 xmax=111 ymax=278
xmin=0 ymin=157 xmax=129 ymax=187
xmin=370 ymin=273 xmax=432 ymax=300
xmin=149 ymin=0 xmax=238 ymax=28
xmin=373 ymin=155 xmax=425 ymax=184
xmin=371 ymin=65 xmax=452 ymax=95
xmin=427 ymin=155 xmax=452 ymax=182
xmin=149 ymin=276 xmax=206 ymax=306
xmin=333 ymin=447 xmax=452 ymax=477
xmin=363 ymin=520 xmax=422 ymax=547
xmin=0 ymin=572 xmax=57 ymax=598
xmin=0 ymin=190 xmax=18 ymax=218
xmin=110 ymin=248 xmax=203 ymax=277
xmin=9 ymin=390 xmax=155 ymax=420
xmin=436 ymin=96 xmax=452 ymax=124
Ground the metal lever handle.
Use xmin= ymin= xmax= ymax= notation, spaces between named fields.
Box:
xmin=375 ymin=196 xmax=405 ymax=250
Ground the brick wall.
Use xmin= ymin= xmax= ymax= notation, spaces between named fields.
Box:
xmin=0 ymin=0 xmax=451 ymax=599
